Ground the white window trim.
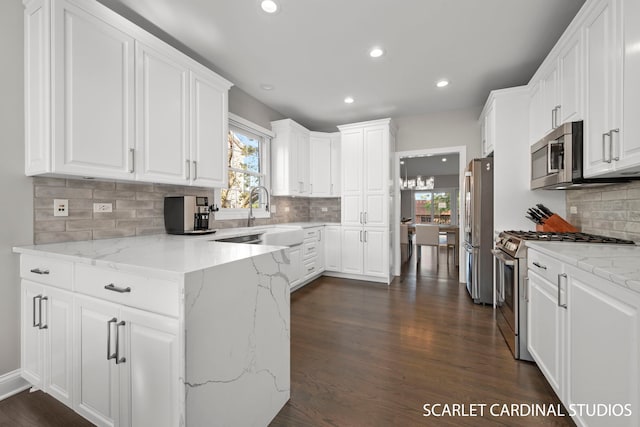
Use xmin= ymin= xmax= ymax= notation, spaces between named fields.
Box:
xmin=214 ymin=114 xmax=273 ymax=221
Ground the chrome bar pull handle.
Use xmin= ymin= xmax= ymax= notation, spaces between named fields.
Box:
xmin=557 ymin=273 xmax=568 ymax=309
xmin=115 ymin=321 xmax=126 ymax=364
xmin=359 ymin=212 xmax=363 ymax=224
xmin=611 ymin=128 xmax=620 ymax=161
xmin=364 ymin=212 xmax=368 ymax=224
xmin=38 ymin=297 xmax=48 ymax=330
xmin=32 ymin=295 xmax=42 ymax=328
xmin=107 ymin=318 xmax=117 ymax=360
xmin=129 ymin=148 xmax=135 ymax=173
xmin=30 ymin=268 xmax=49 ymax=275
xmin=359 ymin=230 xmax=363 ymax=242
xmin=104 ymin=284 xmax=132 ymax=293
xmin=193 ymin=161 xmax=198 ymax=181
xmin=364 ymin=230 xmax=368 ymax=242
xmin=602 ymin=132 xmax=612 ymax=163
xmin=524 ymin=277 xmax=529 ymax=302
xmin=532 ymin=261 xmax=547 ymax=270
xmin=186 ymin=160 xmax=190 ymax=180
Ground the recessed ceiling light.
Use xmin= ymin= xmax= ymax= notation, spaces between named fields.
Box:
xmin=442 ymin=158 xmax=447 ymax=162
xmin=400 ymin=160 xmax=405 ymax=165
xmin=260 ymin=83 xmax=274 ymax=91
xmin=260 ymin=0 xmax=278 ymax=14
xmin=436 ymin=79 xmax=449 ymax=88
xmin=369 ymin=47 xmax=384 ymax=58
xmin=344 ymin=96 xmax=355 ymax=104
xmin=426 ymin=154 xmax=433 ymax=157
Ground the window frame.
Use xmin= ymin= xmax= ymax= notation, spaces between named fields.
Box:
xmin=214 ymin=113 xmax=274 ymax=221
xmin=412 ymin=187 xmax=458 ymax=225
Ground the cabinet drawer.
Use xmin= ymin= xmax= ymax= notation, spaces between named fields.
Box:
xmin=303 ymin=240 xmax=320 ymax=259
xmin=20 ymin=255 xmax=73 ymax=290
xmin=303 ymin=228 xmax=320 ymax=241
xmin=528 ymin=249 xmax=563 ymax=284
xmin=74 ymin=264 xmax=179 ymax=317
xmin=303 ymin=260 xmax=318 ymax=279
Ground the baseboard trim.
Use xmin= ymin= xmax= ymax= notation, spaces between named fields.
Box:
xmin=0 ymin=369 xmax=30 ymax=401
xmin=322 ymin=271 xmax=390 ymax=284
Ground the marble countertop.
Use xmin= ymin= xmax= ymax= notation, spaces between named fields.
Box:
xmin=14 ymin=233 xmax=286 ymax=279
xmin=13 ymin=221 xmax=341 ymax=279
xmin=526 ymin=241 xmax=640 ymax=294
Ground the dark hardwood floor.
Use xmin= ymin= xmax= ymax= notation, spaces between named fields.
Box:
xmin=0 ymin=248 xmax=572 ymax=426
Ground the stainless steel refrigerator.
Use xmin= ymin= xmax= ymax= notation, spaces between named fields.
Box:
xmin=463 ymin=158 xmax=493 ymax=304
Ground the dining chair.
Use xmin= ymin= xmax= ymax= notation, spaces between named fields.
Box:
xmin=415 ymin=224 xmax=440 ymax=268
xmin=400 ymin=224 xmax=410 ymax=262
xmin=445 ymin=231 xmax=457 ymax=266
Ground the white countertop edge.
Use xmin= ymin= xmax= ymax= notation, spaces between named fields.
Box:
xmin=525 ymin=241 xmax=640 ymax=294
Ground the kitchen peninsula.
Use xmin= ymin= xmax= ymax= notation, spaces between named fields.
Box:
xmin=13 ymin=234 xmax=290 ymax=426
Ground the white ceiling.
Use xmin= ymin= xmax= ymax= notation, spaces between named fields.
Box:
xmin=401 ymin=153 xmax=460 ymax=177
xmin=97 ymin=0 xmax=585 ymax=132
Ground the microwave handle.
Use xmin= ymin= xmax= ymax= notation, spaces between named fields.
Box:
xmin=547 ymin=141 xmax=561 ymax=173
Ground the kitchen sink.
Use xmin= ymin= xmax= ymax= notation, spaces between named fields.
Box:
xmin=215 ymin=233 xmax=263 ymax=244
xmin=261 ymin=228 xmax=304 ymax=247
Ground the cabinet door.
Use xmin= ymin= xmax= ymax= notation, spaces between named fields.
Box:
xmin=309 ymin=136 xmax=331 ymax=197
xmin=136 ymin=41 xmax=190 ymax=184
xmin=316 ymin=228 xmax=325 ymax=272
xmin=190 ymin=69 xmax=228 ymax=188
xmin=565 ymin=268 xmax=639 ymax=427
xmin=330 ymin=134 xmax=341 ymax=196
xmin=363 ymin=228 xmax=388 ymax=278
xmin=52 ymin=0 xmax=135 ymax=179
xmin=616 ymin=0 xmax=640 ymax=173
xmin=363 ymin=126 xmax=388 ymax=227
xmin=119 ymin=307 xmax=180 ymax=427
xmin=74 ymin=296 xmax=120 ymax=427
xmin=583 ymin=0 xmax=617 ymax=177
xmin=324 ymin=226 xmax=342 ymax=272
xmin=285 ymin=245 xmax=303 ymax=289
xmin=45 ymin=286 xmax=74 ymax=408
xmin=542 ymin=65 xmax=558 ymax=133
xmin=527 ymin=270 xmax=563 ymax=395
xmin=341 ymin=130 xmax=363 ymax=226
xmin=529 ymin=82 xmax=545 ymax=144
xmin=341 ymin=227 xmax=364 ymax=275
xmin=558 ymin=35 xmax=582 ymax=124
xmin=296 ymin=130 xmax=310 ymax=195
xmin=483 ymin=100 xmax=496 ymax=156
xmin=21 ymin=281 xmax=44 ymax=388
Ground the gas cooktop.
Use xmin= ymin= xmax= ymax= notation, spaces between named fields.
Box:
xmin=495 ymin=230 xmax=635 ymax=258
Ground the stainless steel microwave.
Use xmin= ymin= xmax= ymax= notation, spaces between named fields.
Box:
xmin=531 ymin=121 xmax=630 ymax=190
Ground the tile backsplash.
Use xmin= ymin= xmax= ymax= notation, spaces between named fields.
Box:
xmin=33 ymin=177 xmax=341 ymax=244
xmin=566 ymin=180 xmax=640 ymax=242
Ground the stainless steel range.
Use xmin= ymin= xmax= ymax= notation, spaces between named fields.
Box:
xmin=493 ymin=230 xmax=635 ymax=361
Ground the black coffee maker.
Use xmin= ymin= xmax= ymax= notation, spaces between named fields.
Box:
xmin=164 ymin=196 xmax=216 ymax=235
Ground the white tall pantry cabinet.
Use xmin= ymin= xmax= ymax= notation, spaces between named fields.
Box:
xmin=337 ymin=119 xmax=395 ymax=283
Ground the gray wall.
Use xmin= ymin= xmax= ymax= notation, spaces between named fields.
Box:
xmin=0 ymin=0 xmax=33 ymax=375
xmin=395 ymin=106 xmax=482 ymax=160
xmin=229 ymin=87 xmax=285 ymax=130
xmin=566 ymin=181 xmax=640 ymax=242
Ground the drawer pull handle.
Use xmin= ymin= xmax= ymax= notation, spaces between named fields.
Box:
xmin=107 ymin=318 xmax=117 ymax=361
xmin=308 ymin=246 xmax=315 ymax=251
xmin=307 ymin=267 xmax=314 ymax=272
xmin=532 ymin=261 xmax=547 ymax=270
xmin=115 ymin=321 xmax=127 ymax=364
xmin=104 ymin=284 xmax=132 ymax=293
xmin=30 ymin=268 xmax=50 ymax=275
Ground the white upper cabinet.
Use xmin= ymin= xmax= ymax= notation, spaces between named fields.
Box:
xmin=309 ymin=132 xmax=341 ymax=197
xmin=558 ymin=33 xmax=583 ymax=124
xmin=271 ymin=119 xmax=310 ymax=196
xmin=52 ymin=0 xmax=136 ymax=180
xmin=135 ymin=40 xmax=190 ymax=184
xmin=189 ymin=66 xmax=229 ymax=188
xmin=481 ymin=98 xmax=496 ymax=156
xmin=24 ymin=0 xmax=232 ymax=186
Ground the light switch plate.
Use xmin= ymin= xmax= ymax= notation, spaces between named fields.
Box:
xmin=94 ymin=203 xmax=113 ymax=213
xmin=271 ymin=205 xmax=277 ymax=213
xmin=321 ymin=207 xmax=328 ymax=212
xmin=54 ymin=199 xmax=69 ymax=217
xmin=570 ymin=206 xmax=578 ymax=214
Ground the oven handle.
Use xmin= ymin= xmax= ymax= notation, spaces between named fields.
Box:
xmin=491 ymin=249 xmax=515 ymax=266
xmin=547 ymin=140 xmax=561 ymax=173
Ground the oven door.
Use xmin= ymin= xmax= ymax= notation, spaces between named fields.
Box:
xmin=492 ymin=248 xmax=519 ymax=355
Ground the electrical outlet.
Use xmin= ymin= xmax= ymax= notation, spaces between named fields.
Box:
xmin=53 ymin=199 xmax=69 ymax=217
xmin=321 ymin=207 xmax=328 ymax=212
xmin=270 ymin=205 xmax=277 ymax=213
xmin=93 ymin=203 xmax=113 ymax=213
xmin=570 ymin=206 xmax=578 ymax=214
xmin=284 ymin=206 xmax=290 ymax=212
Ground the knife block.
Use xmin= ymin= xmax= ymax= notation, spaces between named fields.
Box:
xmin=535 ymin=214 xmax=579 ymax=233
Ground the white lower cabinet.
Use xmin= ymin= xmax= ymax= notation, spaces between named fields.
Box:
xmin=284 ymin=245 xmax=303 ymax=289
xmin=74 ymin=294 xmax=180 ymax=427
xmin=341 ymin=226 xmax=388 ymax=279
xmin=21 ymin=280 xmax=74 ymax=408
xmin=324 ymin=226 xmax=342 ymax=272
xmin=528 ymin=248 xmax=640 ymax=427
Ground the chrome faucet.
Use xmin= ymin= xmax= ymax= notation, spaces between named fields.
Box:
xmin=247 ymin=186 xmax=270 ymax=227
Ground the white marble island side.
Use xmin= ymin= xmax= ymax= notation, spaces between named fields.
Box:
xmin=14 ymin=234 xmax=291 ymax=427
